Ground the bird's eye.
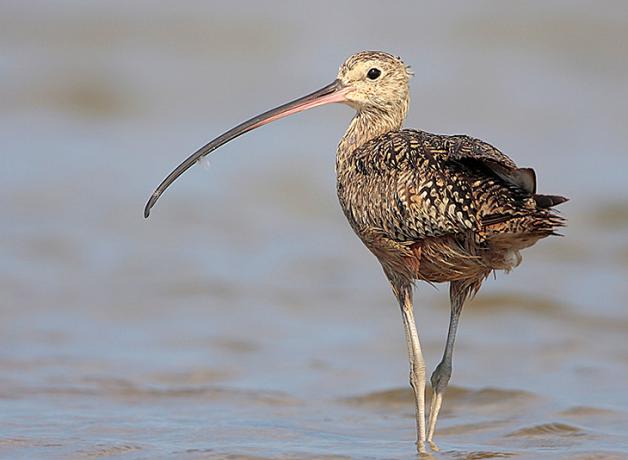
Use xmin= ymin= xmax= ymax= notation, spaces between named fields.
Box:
xmin=367 ymin=68 xmax=381 ymax=80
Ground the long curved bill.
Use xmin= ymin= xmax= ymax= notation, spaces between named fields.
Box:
xmin=144 ymin=79 xmax=350 ymax=218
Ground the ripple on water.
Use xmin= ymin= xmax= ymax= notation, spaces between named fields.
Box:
xmin=558 ymin=405 xmax=619 ymax=418
xmin=76 ymin=444 xmax=143 ymax=458
xmin=506 ymin=422 xmax=584 ymax=437
xmin=565 ymin=453 xmax=628 ymax=460
xmin=23 ymin=377 xmax=301 ymax=406
xmin=343 ymin=385 xmax=540 ymax=415
xmin=342 ymin=386 xmax=415 ymax=409
xmin=148 ymin=367 xmax=234 ymax=385
xmin=341 ymin=385 xmax=472 ymax=411
xmin=455 ymin=387 xmax=540 ymax=406
xmin=449 ymin=451 xmax=517 ymax=460
xmin=175 ymin=453 xmax=355 ymax=460
xmin=436 ymin=420 xmax=510 ymax=437
xmin=103 ymin=383 xmax=299 ymax=406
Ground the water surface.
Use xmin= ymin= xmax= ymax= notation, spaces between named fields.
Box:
xmin=1 ymin=1 xmax=628 ymax=459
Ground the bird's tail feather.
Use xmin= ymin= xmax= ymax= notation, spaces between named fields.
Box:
xmin=534 ymin=194 xmax=569 ymax=209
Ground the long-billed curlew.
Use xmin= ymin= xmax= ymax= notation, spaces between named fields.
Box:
xmin=144 ymin=51 xmax=567 ymax=452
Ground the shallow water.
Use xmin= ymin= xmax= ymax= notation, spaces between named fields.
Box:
xmin=1 ymin=1 xmax=628 ymax=459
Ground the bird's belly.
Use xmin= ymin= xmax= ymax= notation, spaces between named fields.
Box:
xmin=415 ymin=237 xmax=527 ymax=282
xmin=346 ymin=223 xmax=492 ymax=285
xmin=415 ymin=236 xmax=492 ymax=283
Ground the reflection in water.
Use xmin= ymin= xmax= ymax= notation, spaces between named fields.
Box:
xmin=1 ymin=1 xmax=628 ymax=458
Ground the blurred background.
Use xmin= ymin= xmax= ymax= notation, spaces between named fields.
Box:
xmin=1 ymin=1 xmax=627 ymax=458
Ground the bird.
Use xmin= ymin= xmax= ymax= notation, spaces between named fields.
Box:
xmin=144 ymin=51 xmax=567 ymax=453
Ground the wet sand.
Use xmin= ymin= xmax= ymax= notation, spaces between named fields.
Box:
xmin=1 ymin=1 xmax=628 ymax=459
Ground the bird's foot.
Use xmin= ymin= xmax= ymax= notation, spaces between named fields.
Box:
xmin=428 ymin=440 xmax=440 ymax=452
xmin=417 ymin=441 xmax=439 ymax=459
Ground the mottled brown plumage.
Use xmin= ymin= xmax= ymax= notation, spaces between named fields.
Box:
xmin=337 ymin=128 xmax=565 ymax=285
xmin=144 ymin=50 xmax=567 ymax=453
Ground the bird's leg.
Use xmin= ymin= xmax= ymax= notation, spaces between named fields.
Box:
xmin=427 ymin=279 xmax=474 ymax=444
xmin=394 ymin=282 xmax=427 ymax=452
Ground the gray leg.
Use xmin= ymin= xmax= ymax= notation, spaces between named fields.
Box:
xmin=427 ymin=279 xmax=477 ymax=443
xmin=394 ymin=283 xmax=427 ymax=452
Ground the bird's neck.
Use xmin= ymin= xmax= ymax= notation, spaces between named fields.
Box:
xmin=336 ymin=107 xmax=407 ymax=171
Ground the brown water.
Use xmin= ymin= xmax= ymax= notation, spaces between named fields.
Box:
xmin=2 ymin=1 xmax=628 ymax=459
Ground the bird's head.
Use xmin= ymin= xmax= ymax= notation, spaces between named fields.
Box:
xmin=337 ymin=51 xmax=412 ymax=116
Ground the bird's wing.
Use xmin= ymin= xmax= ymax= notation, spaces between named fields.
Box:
xmin=401 ymin=130 xmax=566 ymax=233
xmin=345 ymin=130 xmax=548 ymax=243
xmin=426 ymin=131 xmax=537 ymax=194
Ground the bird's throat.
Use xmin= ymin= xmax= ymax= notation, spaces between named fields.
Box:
xmin=336 ymin=108 xmax=405 ymax=171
